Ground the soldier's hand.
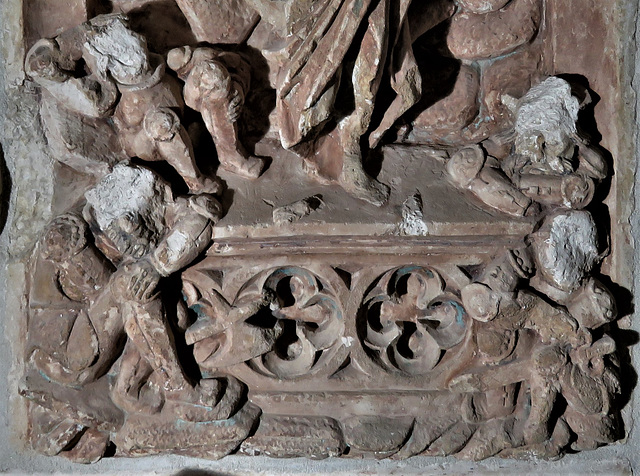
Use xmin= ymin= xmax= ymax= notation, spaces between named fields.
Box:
xmin=112 ymin=259 xmax=161 ymax=301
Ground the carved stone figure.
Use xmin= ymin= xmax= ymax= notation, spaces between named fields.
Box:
xmin=25 ymin=14 xmax=219 ymax=193
xmin=17 ymin=0 xmax=627 ymax=466
xmin=81 ymin=163 xmax=243 ymax=419
xmin=167 ymin=46 xmax=266 ymax=179
xmin=23 ymin=163 xmax=257 ymax=461
xmin=447 ymin=77 xmax=606 ymax=216
xmin=258 ymin=0 xmax=457 ymax=205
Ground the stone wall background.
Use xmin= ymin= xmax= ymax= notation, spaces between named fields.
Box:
xmin=0 ymin=0 xmax=639 ymax=473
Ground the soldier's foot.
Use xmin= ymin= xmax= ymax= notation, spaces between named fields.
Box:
xmin=339 ymin=163 xmax=389 ymax=207
xmin=302 ymin=158 xmax=333 ymax=185
xmin=111 ymin=380 xmax=164 ymax=415
xmin=164 ymin=376 xmax=245 ymax=422
xmin=220 ymin=155 xmax=265 ymax=179
xmin=187 ymin=176 xmax=223 ymax=195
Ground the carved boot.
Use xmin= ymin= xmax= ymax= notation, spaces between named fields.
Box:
xmin=339 ymin=153 xmax=390 ymax=207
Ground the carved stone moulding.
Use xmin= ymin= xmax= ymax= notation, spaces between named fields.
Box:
xmin=15 ymin=0 xmax=631 ymax=466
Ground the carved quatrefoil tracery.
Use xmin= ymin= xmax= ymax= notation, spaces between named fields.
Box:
xmin=246 ymin=267 xmax=345 ymax=379
xmin=184 ymin=266 xmax=346 ymax=380
xmin=184 ymin=265 xmax=471 ymax=380
xmin=360 ymin=266 xmax=468 ymax=375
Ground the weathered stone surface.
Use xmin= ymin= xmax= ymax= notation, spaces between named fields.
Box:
xmin=24 ymin=0 xmax=96 ymax=45
xmin=20 ymin=373 xmax=124 ymax=433
xmin=174 ymin=0 xmax=259 ymax=44
xmin=116 ymin=403 xmax=261 ymax=459
xmin=40 ymin=96 xmax=125 ymax=177
xmin=480 ymin=45 xmax=545 ymax=134
xmin=240 ymin=415 xmax=345 ymax=458
xmin=412 ymin=64 xmax=480 ymax=136
xmin=11 ymin=0 xmax=630 ymax=468
xmin=342 ymin=416 xmax=414 ymax=456
xmin=530 ymin=210 xmax=600 ymax=292
xmin=448 ymin=0 xmax=542 ymax=60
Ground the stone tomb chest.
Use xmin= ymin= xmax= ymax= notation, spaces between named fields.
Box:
xmin=11 ymin=0 xmax=633 ymax=465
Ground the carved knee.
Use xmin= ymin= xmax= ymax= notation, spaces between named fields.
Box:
xmin=143 ymin=107 xmax=181 ymax=142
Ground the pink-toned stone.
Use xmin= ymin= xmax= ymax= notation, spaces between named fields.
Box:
xmin=240 ymin=415 xmax=345 ymax=458
xmin=480 ymin=45 xmax=545 ymax=128
xmin=17 ymin=0 xmax=626 ymax=467
xmin=448 ymin=0 xmax=542 ymax=60
xmin=174 ymin=0 xmax=259 ymax=44
xmin=24 ymin=0 xmax=97 ymax=45
xmin=412 ymin=64 xmax=480 ymax=135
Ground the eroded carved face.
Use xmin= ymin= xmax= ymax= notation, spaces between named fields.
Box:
xmin=514 ymin=131 xmax=576 ymax=174
xmin=83 ymin=163 xmax=169 ymax=262
xmin=513 ymin=77 xmax=580 ymax=175
xmin=483 ymin=255 xmax=522 ymax=294
xmin=100 ymin=212 xmax=157 ymax=260
xmin=41 ymin=214 xmax=88 ymax=262
xmin=447 ymin=146 xmax=485 ymax=187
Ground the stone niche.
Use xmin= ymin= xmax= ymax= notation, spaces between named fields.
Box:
xmin=4 ymin=0 xmax=636 ymax=466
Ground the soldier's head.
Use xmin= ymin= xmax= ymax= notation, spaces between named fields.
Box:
xmin=84 ymin=14 xmax=152 ymax=86
xmin=567 ymin=278 xmax=617 ymax=330
xmin=513 ymin=77 xmax=580 ymax=174
xmin=40 ymin=213 xmax=88 ymax=262
xmin=83 ymin=163 xmax=170 ymax=263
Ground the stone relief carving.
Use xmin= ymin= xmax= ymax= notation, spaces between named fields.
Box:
xmin=18 ymin=0 xmax=627 ymax=464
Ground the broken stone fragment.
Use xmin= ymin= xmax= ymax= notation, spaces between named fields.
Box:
xmin=272 ymin=195 xmax=323 ymax=225
xmin=398 ymin=192 xmax=428 ymax=236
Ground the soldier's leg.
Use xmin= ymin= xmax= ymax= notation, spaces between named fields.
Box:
xmin=200 ymin=83 xmax=265 ymax=179
xmin=143 ymin=107 xmax=220 ymax=194
xmin=121 ymin=299 xmax=191 ymax=394
xmin=111 ymin=339 xmax=162 ymax=414
xmin=524 ymin=345 xmax=566 ymax=444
